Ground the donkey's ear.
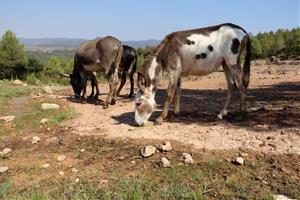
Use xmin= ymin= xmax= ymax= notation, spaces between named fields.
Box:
xmin=60 ymin=73 xmax=71 ymax=78
xmin=137 ymin=72 xmax=146 ymax=91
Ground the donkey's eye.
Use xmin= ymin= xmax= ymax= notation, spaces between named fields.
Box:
xmin=136 ymin=102 xmax=142 ymax=107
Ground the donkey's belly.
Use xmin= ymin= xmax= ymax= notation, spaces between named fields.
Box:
xmin=181 ymin=56 xmax=223 ymax=77
xmin=83 ymin=63 xmax=104 ymax=72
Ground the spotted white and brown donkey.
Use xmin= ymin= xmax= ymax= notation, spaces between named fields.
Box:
xmin=135 ymin=23 xmax=251 ymax=126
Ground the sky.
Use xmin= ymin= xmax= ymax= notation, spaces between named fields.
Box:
xmin=0 ymin=0 xmax=299 ymax=40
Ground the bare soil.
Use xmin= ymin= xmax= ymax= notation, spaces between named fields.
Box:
xmin=55 ymin=61 xmax=300 ymax=154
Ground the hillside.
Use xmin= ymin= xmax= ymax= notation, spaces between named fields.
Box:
xmin=20 ymin=37 xmax=161 ymax=51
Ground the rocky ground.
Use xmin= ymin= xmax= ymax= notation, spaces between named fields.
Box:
xmin=56 ymin=60 xmax=300 ymax=154
xmin=0 ymin=60 xmax=299 ymax=199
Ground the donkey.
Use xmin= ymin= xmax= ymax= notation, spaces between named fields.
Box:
xmin=88 ymin=45 xmax=137 ymax=98
xmin=65 ymin=36 xmax=123 ymax=109
xmin=116 ymin=45 xmax=138 ymax=97
xmin=134 ymin=23 xmax=251 ymax=126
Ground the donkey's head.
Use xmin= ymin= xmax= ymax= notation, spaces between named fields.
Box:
xmin=61 ymin=73 xmax=82 ymax=98
xmin=134 ymin=72 xmax=156 ymax=126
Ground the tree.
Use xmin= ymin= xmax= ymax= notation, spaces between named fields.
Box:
xmin=64 ymin=58 xmax=74 ymax=73
xmin=0 ymin=30 xmax=27 ymax=79
xmin=26 ymin=56 xmax=44 ymax=73
xmin=44 ymin=56 xmax=63 ymax=77
xmin=271 ymin=30 xmax=286 ymax=54
xmin=251 ymin=37 xmax=263 ymax=58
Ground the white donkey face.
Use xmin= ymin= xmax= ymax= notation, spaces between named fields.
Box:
xmin=134 ymin=88 xmax=156 ymax=126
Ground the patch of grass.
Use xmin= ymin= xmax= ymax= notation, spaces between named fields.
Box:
xmin=0 ymin=149 xmax=297 ymax=200
xmin=28 ymin=98 xmax=76 ymax=128
xmin=0 ymin=89 xmax=76 ymax=136
xmin=2 ymin=166 xmax=279 ymax=200
xmin=0 ymin=81 xmax=33 ymax=98
xmin=0 ymin=180 xmax=12 ymax=199
xmin=5 ymin=98 xmax=75 ymax=135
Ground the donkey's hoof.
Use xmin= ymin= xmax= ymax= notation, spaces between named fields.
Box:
xmin=234 ymin=115 xmax=243 ymax=121
xmin=217 ymin=113 xmax=223 ymax=120
xmin=88 ymin=95 xmax=94 ymax=99
xmin=235 ymin=111 xmax=247 ymax=121
xmin=103 ymin=104 xmax=109 ymax=109
xmin=155 ymin=117 xmax=163 ymax=125
xmin=128 ymin=93 xmax=134 ymax=98
xmin=110 ymin=99 xmax=116 ymax=105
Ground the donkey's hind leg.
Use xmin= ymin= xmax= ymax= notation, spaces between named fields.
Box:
xmin=218 ymin=63 xmax=237 ymax=119
xmin=231 ymin=64 xmax=247 ymax=115
xmin=128 ymin=72 xmax=135 ymax=98
xmin=173 ymin=78 xmax=181 ymax=116
xmin=116 ymin=70 xmax=127 ymax=96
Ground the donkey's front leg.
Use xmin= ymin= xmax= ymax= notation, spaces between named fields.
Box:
xmin=91 ymin=72 xmax=100 ymax=99
xmin=156 ymin=78 xmax=178 ymax=125
xmin=80 ymin=73 xmax=88 ymax=103
xmin=103 ymin=69 xmax=119 ymax=109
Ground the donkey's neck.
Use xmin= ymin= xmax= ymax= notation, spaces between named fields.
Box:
xmin=146 ymin=56 xmax=162 ymax=92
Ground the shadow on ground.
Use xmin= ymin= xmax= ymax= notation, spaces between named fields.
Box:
xmin=113 ymin=82 xmax=300 ymax=132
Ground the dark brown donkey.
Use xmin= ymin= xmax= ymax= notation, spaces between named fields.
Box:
xmin=63 ymin=36 xmax=123 ymax=109
xmin=134 ymin=23 xmax=251 ymax=126
xmin=88 ymin=45 xmax=137 ymax=98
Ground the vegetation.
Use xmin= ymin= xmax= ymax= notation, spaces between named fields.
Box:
xmin=0 ymin=139 xmax=300 ymax=200
xmin=0 ymin=81 xmax=75 ymax=136
xmin=0 ymin=31 xmax=27 ymax=79
xmin=0 ymin=28 xmax=299 ymax=84
xmin=251 ymin=28 xmax=300 ymax=59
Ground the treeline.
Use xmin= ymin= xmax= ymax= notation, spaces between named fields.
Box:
xmin=0 ymin=27 xmax=299 ymax=84
xmin=251 ymin=28 xmax=300 ymax=59
xmin=0 ymin=31 xmax=73 ymax=84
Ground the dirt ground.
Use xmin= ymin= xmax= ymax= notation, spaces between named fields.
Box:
xmin=56 ymin=61 xmax=300 ymax=155
xmin=1 ymin=60 xmax=300 ymax=199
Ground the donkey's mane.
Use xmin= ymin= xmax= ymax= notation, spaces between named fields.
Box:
xmin=140 ymin=37 xmax=168 ymax=76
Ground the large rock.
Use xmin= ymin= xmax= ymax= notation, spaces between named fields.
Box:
xmin=160 ymin=141 xmax=172 ymax=151
xmin=40 ymin=118 xmax=49 ymax=125
xmin=32 ymin=136 xmax=41 ymax=144
xmin=13 ymin=79 xmax=23 ymax=85
xmin=75 ymin=177 xmax=80 ymax=183
xmin=161 ymin=157 xmax=171 ymax=168
xmin=0 ymin=166 xmax=9 ymax=173
xmin=233 ymin=157 xmax=244 ymax=165
xmin=272 ymin=195 xmax=296 ymax=200
xmin=1 ymin=148 xmax=12 ymax=156
xmin=0 ymin=115 xmax=15 ymax=123
xmin=72 ymin=168 xmax=79 ymax=173
xmin=183 ymin=153 xmax=194 ymax=164
xmin=42 ymin=163 xmax=50 ymax=168
xmin=41 ymin=103 xmax=60 ymax=110
xmin=141 ymin=145 xmax=156 ymax=158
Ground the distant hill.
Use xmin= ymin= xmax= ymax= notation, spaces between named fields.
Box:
xmin=124 ymin=39 xmax=161 ymax=48
xmin=20 ymin=38 xmax=160 ymax=52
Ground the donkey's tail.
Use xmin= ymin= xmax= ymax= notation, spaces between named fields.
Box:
xmin=128 ymin=52 xmax=137 ymax=75
xmin=242 ymin=36 xmax=251 ymax=89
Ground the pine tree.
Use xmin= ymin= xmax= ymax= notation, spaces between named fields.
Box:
xmin=26 ymin=56 xmax=44 ymax=73
xmin=251 ymin=37 xmax=263 ymax=58
xmin=0 ymin=30 xmax=27 ymax=79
